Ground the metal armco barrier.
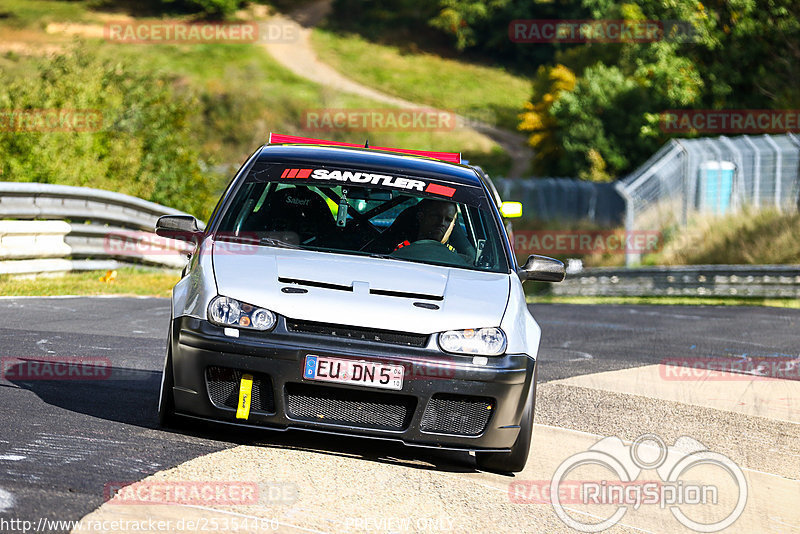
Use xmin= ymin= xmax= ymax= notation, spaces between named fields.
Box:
xmin=553 ymin=264 xmax=800 ymax=298
xmin=0 ymin=182 xmax=202 ymax=275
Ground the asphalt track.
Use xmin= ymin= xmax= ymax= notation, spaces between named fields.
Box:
xmin=0 ymin=298 xmax=798 ymax=533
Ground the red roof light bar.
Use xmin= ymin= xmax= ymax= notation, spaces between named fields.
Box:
xmin=268 ymin=133 xmax=462 ymax=165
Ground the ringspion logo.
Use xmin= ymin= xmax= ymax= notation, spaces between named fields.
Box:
xmin=532 ymin=433 xmax=747 ymax=532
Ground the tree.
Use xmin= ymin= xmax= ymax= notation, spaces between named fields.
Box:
xmin=0 ymin=45 xmax=216 ymax=219
xmin=520 ymin=1 xmax=713 ymax=180
xmin=518 ymin=64 xmax=576 ymax=175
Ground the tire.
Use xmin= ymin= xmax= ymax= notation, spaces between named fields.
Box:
xmin=475 ymin=371 xmax=536 ymax=473
xmin=157 ymin=334 xmax=177 ymax=428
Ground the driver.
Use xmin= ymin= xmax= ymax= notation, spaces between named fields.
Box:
xmin=393 ymin=199 xmax=458 ymax=253
xmin=391 ymin=199 xmax=470 ymax=266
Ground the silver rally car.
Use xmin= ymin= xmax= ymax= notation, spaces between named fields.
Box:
xmin=156 ymin=134 xmax=564 ymax=472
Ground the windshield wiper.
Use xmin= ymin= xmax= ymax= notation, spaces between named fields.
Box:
xmin=259 ymin=237 xmax=302 ymax=249
xmin=367 ymin=252 xmax=418 ymax=264
xmin=214 ymin=234 xmax=302 ymax=249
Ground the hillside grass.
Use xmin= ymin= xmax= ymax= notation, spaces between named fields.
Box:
xmin=642 ymin=209 xmax=800 ymax=266
xmin=311 ymin=28 xmax=531 ymax=133
xmin=83 ymin=41 xmax=498 ymax=170
xmin=0 ymin=3 xmax=511 ymax=208
xmin=0 ymin=0 xmax=91 ymax=28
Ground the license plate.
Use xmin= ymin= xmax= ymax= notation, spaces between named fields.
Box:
xmin=303 ymin=355 xmax=403 ymax=390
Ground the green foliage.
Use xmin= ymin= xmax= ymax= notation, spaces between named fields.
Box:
xmin=520 ymin=0 xmax=798 ymax=180
xmin=327 ymin=0 xmax=588 ymax=70
xmin=158 ymin=0 xmax=242 ymax=19
xmin=327 ymin=0 xmax=440 ymax=42
xmin=0 ymin=44 xmax=217 ymax=220
xmin=280 ymin=0 xmax=799 ymax=182
xmin=429 ymin=0 xmax=503 ymax=50
xmin=518 ymin=64 xmax=577 ymax=175
xmin=546 ymin=62 xmax=683 ymax=179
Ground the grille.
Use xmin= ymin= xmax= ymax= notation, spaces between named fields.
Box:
xmin=285 ymin=383 xmax=415 ymax=430
xmin=286 ymin=319 xmax=427 ymax=347
xmin=420 ymin=394 xmax=493 ymax=436
xmin=205 ymin=367 xmax=275 ymax=414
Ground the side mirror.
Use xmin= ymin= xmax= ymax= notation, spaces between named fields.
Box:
xmin=155 ymin=215 xmax=202 ymax=243
xmin=500 ymin=201 xmax=523 ymax=218
xmin=517 ymin=254 xmax=565 ymax=283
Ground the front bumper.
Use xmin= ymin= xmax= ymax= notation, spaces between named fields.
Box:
xmin=169 ymin=316 xmax=536 ymax=451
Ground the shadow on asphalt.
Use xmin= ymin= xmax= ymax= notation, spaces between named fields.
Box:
xmin=5 ymin=360 xmax=162 ymax=428
xmin=6 ymin=360 xmax=493 ymax=476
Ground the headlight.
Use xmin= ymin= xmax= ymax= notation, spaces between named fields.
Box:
xmin=208 ymin=296 xmax=276 ymax=331
xmin=438 ymin=327 xmax=507 ymax=356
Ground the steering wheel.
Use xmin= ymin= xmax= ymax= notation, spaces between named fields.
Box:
xmin=390 ymin=239 xmax=470 ymax=266
xmin=393 ymin=239 xmax=451 ymax=254
xmin=410 ymin=239 xmax=445 ymax=246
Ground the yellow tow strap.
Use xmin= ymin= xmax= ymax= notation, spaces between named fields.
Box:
xmin=236 ymin=374 xmax=253 ymax=420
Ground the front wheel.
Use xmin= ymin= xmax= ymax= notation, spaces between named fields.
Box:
xmin=475 ymin=371 xmax=536 ymax=473
xmin=157 ymin=336 xmax=177 ymax=428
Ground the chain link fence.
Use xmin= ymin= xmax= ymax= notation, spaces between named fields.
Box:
xmin=616 ymin=133 xmax=800 ymax=265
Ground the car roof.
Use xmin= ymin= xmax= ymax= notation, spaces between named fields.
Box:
xmin=255 ymin=144 xmax=485 ymax=189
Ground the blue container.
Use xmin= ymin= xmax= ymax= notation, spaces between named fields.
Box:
xmin=700 ymin=161 xmax=735 ymax=214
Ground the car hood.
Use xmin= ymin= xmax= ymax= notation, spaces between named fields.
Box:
xmin=212 ymin=243 xmax=510 ymax=335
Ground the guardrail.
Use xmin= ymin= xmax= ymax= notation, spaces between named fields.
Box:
xmin=0 ymin=182 xmax=202 ymax=275
xmin=553 ymin=264 xmax=800 ymax=298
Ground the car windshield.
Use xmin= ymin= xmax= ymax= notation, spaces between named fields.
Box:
xmin=213 ymin=164 xmax=510 ymax=273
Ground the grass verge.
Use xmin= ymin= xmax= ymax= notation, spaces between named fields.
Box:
xmin=0 ymin=267 xmax=180 ymax=297
xmin=642 ymin=209 xmax=800 ymax=266
xmin=0 ymin=0 xmax=91 ymax=29
xmin=527 ymin=295 xmax=800 ymax=308
xmin=311 ymin=28 xmax=531 ymax=133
